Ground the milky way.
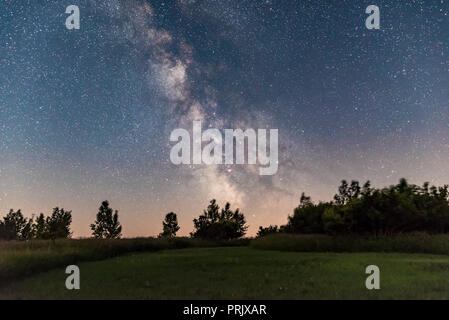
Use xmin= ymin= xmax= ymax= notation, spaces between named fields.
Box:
xmin=1 ymin=0 xmax=449 ymax=236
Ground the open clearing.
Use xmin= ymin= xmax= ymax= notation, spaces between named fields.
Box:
xmin=3 ymin=247 xmax=449 ymax=299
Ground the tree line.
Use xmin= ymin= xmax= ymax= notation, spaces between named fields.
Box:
xmin=4 ymin=178 xmax=445 ymax=241
xmin=0 ymin=199 xmax=247 ymax=241
xmin=257 ymin=178 xmax=449 ymax=237
xmin=0 ymin=208 xmax=72 ymax=241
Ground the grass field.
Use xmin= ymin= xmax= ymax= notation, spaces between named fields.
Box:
xmin=3 ymin=246 xmax=449 ymax=299
xmin=0 ymin=237 xmax=248 ymax=285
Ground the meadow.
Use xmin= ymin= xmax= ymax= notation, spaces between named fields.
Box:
xmin=3 ymin=235 xmax=449 ymax=299
xmin=4 ymin=246 xmax=449 ymax=299
xmin=0 ymin=237 xmax=248 ymax=285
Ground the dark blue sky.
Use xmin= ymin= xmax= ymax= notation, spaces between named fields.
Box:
xmin=1 ymin=0 xmax=449 ymax=236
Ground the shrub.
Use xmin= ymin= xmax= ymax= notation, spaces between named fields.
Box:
xmin=251 ymin=233 xmax=449 ymax=255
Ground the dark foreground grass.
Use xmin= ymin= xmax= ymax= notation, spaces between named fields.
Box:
xmin=3 ymin=247 xmax=449 ymax=299
xmin=0 ymin=237 xmax=249 ymax=285
xmin=251 ymin=233 xmax=449 ymax=254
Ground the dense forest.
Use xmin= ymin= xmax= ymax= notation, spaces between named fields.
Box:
xmin=259 ymin=178 xmax=449 ymax=237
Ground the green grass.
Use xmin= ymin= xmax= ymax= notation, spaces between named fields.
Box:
xmin=3 ymin=247 xmax=449 ymax=299
xmin=0 ymin=238 xmax=249 ymax=285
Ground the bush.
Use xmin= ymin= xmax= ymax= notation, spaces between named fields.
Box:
xmin=256 ymin=225 xmax=279 ymax=237
xmin=251 ymin=233 xmax=449 ymax=255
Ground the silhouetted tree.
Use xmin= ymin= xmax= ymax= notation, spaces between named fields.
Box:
xmin=191 ymin=199 xmax=248 ymax=240
xmin=46 ymin=207 xmax=72 ymax=240
xmin=33 ymin=213 xmax=47 ymax=239
xmin=286 ymin=193 xmax=331 ymax=234
xmin=90 ymin=200 xmax=122 ymax=239
xmin=159 ymin=212 xmax=180 ymax=238
xmin=257 ymin=225 xmax=278 ymax=237
xmin=283 ymin=178 xmax=449 ymax=236
xmin=21 ymin=217 xmax=34 ymax=240
xmin=0 ymin=209 xmax=31 ymax=240
xmin=334 ymin=180 xmax=362 ymax=205
xmin=300 ymin=192 xmax=312 ymax=206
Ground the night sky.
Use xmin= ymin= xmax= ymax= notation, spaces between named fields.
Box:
xmin=1 ymin=0 xmax=449 ymax=237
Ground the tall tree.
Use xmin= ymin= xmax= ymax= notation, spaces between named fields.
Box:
xmin=159 ymin=212 xmax=180 ymax=238
xmin=90 ymin=200 xmax=122 ymax=239
xmin=0 ymin=209 xmax=30 ymax=240
xmin=21 ymin=217 xmax=34 ymax=240
xmin=33 ymin=213 xmax=48 ymax=239
xmin=46 ymin=208 xmax=72 ymax=240
xmin=191 ymin=200 xmax=247 ymax=240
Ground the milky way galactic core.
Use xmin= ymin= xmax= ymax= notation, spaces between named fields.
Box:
xmin=1 ymin=1 xmax=448 ymax=237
